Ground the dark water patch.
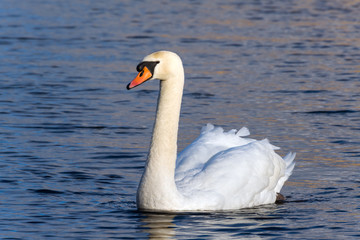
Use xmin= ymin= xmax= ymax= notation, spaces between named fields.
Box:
xmin=331 ymin=140 xmax=349 ymax=145
xmin=295 ymin=110 xmax=358 ymax=115
xmin=0 ymin=82 xmax=35 ymax=90
xmin=101 ymin=39 xmax=127 ymax=44
xmin=0 ymin=151 xmax=18 ymax=155
xmin=90 ymin=152 xmax=143 ymax=160
xmin=180 ymin=38 xmax=222 ymax=45
xmin=116 ymin=131 xmax=143 ymax=135
xmin=301 ymin=90 xmax=330 ymax=94
xmin=126 ymin=35 xmax=154 ymax=39
xmin=23 ymin=168 xmax=54 ymax=179
xmin=26 ymin=123 xmax=70 ymax=130
xmin=26 ymin=220 xmax=46 ymax=224
xmin=105 ymin=174 xmax=123 ymax=179
xmin=318 ymin=187 xmax=338 ymax=195
xmin=0 ymin=179 xmax=18 ymax=184
xmin=66 ymin=76 xmax=88 ymax=81
xmin=180 ymin=37 xmax=199 ymax=44
xmin=187 ymin=76 xmax=213 ymax=80
xmin=13 ymin=123 xmax=114 ymax=132
xmin=283 ymin=60 xmax=307 ymax=65
xmin=96 ymin=179 xmax=118 ymax=185
xmin=278 ymin=69 xmax=297 ymax=74
xmin=29 ymin=91 xmax=49 ymax=96
xmin=223 ymin=43 xmax=243 ymax=47
xmin=184 ymin=92 xmax=215 ymax=99
xmin=29 ymin=189 xmax=64 ymax=195
xmin=60 ymin=171 xmax=93 ymax=180
xmin=5 ymin=154 xmax=40 ymax=160
xmin=72 ymin=88 xmax=104 ymax=93
xmin=0 ymin=100 xmax=14 ymax=103
xmin=76 ymin=125 xmax=107 ymax=130
xmin=99 ymin=200 xmax=137 ymax=212
xmin=34 ymin=105 xmax=55 ymax=110
xmin=23 ymin=71 xmax=44 ymax=77
xmin=309 ymin=110 xmax=357 ymax=115
xmin=0 ymin=40 xmax=12 ymax=45
xmin=346 ymin=153 xmax=360 ymax=158
xmin=0 ymin=36 xmax=51 ymax=42
xmin=271 ymin=89 xmax=330 ymax=95
xmin=336 ymin=72 xmax=358 ymax=77
xmin=69 ymin=190 xmax=114 ymax=196
xmin=34 ymin=25 xmax=77 ymax=30
xmin=291 ymin=42 xmax=307 ymax=49
xmin=288 ymin=51 xmax=328 ymax=57
xmin=337 ymin=77 xmax=360 ymax=82
xmin=114 ymin=100 xmax=131 ymax=104
xmin=117 ymin=126 xmax=147 ymax=130
xmin=135 ymin=89 xmax=157 ymax=96
xmin=116 ymin=128 xmax=146 ymax=135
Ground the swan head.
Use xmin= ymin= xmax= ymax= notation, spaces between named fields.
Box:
xmin=127 ymin=51 xmax=183 ymax=90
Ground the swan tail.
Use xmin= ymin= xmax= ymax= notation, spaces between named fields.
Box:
xmin=202 ymin=123 xmax=251 ymax=138
xmin=284 ymin=152 xmax=296 ymax=179
xmin=236 ymin=127 xmax=250 ymax=137
xmin=274 ymin=152 xmax=296 ymax=193
xmin=201 ymin=123 xmax=215 ymax=133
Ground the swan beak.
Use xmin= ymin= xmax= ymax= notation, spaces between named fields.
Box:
xmin=127 ymin=66 xmax=153 ymax=90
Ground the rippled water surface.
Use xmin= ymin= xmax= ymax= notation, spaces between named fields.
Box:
xmin=1 ymin=0 xmax=359 ymax=239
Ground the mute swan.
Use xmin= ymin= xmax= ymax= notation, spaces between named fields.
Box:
xmin=127 ymin=51 xmax=295 ymax=211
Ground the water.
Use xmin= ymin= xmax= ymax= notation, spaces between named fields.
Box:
xmin=0 ymin=0 xmax=359 ymax=239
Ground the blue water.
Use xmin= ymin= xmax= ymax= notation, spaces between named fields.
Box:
xmin=1 ymin=0 xmax=359 ymax=239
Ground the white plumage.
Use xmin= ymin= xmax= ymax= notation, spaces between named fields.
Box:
xmin=176 ymin=124 xmax=295 ymax=210
xmin=127 ymin=51 xmax=295 ymax=211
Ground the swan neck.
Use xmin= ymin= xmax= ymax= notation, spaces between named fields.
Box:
xmin=137 ymin=68 xmax=184 ymax=210
xmin=149 ymin=75 xmax=184 ymax=167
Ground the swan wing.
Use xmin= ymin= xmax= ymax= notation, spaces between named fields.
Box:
xmin=176 ymin=137 xmax=291 ymax=210
xmin=175 ymin=124 xmax=254 ymax=181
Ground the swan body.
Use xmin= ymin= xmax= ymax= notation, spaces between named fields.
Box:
xmin=127 ymin=51 xmax=295 ymax=211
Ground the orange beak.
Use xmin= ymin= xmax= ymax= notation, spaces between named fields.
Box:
xmin=127 ymin=66 xmax=153 ymax=90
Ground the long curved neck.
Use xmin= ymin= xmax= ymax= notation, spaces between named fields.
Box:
xmin=137 ymin=68 xmax=184 ymax=210
xmin=149 ymin=77 xmax=184 ymax=170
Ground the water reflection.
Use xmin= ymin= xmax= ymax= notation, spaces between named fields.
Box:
xmin=140 ymin=212 xmax=176 ymax=239
xmin=139 ymin=205 xmax=288 ymax=239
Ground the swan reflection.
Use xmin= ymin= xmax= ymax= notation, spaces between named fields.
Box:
xmin=139 ymin=205 xmax=286 ymax=239
xmin=140 ymin=212 xmax=176 ymax=239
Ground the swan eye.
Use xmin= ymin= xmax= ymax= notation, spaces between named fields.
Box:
xmin=136 ymin=63 xmax=145 ymax=72
xmin=136 ymin=61 xmax=160 ymax=75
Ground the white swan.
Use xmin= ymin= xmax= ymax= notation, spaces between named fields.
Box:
xmin=127 ymin=51 xmax=295 ymax=211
